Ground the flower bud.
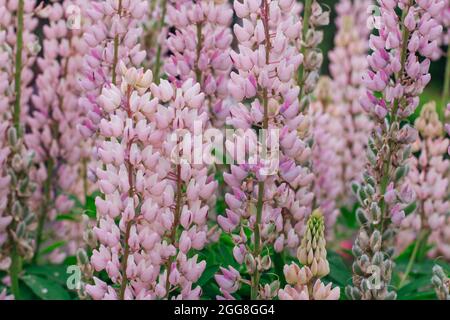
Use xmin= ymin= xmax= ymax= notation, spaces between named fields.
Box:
xmin=245 ymin=253 xmax=256 ymax=274
xmin=24 ymin=212 xmax=35 ymax=226
xmin=351 ymin=181 xmax=360 ymax=197
xmin=12 ymin=154 xmax=23 ymax=172
xmin=369 ymin=230 xmax=382 ymax=252
xmin=394 ymin=165 xmax=408 ymax=182
xmin=12 ymin=201 xmax=23 ymax=218
xmin=77 ymin=248 xmax=89 ymax=265
xmin=19 ymin=177 xmax=29 ymax=194
xmin=370 ymin=202 xmax=381 ymax=224
xmin=7 ymin=127 xmax=18 ymax=145
xmin=16 ymin=222 xmax=26 ymax=238
xmin=297 ymin=210 xmax=329 ymax=277
xmin=356 ymin=208 xmax=368 ymax=226
xmin=83 ymin=229 xmax=97 ymax=248
xmin=261 ymin=255 xmax=271 ymax=271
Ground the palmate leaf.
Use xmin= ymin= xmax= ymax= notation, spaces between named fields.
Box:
xmin=84 ymin=194 xmax=97 ymax=218
xmin=337 ymin=204 xmax=359 ymax=230
xmin=197 ymin=264 xmax=220 ymax=287
xmin=21 ymin=275 xmax=70 ymax=300
xmin=397 ymin=276 xmax=434 ymax=299
xmin=326 ymin=250 xmax=352 ymax=288
xmin=40 ymin=240 xmax=66 ymax=256
xmin=25 ymin=264 xmax=70 ymax=285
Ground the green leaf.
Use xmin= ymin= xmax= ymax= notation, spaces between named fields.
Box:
xmin=273 ymin=252 xmax=286 ymax=286
xmin=337 ymin=204 xmax=358 ymax=230
xmin=215 ymin=198 xmax=226 ymax=215
xmin=326 ymin=251 xmax=352 ymax=287
xmin=26 ymin=264 xmax=70 ymax=285
xmin=18 ymin=281 xmax=39 ymax=300
xmin=404 ymin=202 xmax=417 ymax=215
xmin=396 ymin=242 xmax=416 ymax=263
xmin=55 ymin=214 xmax=78 ymax=221
xmin=197 ymin=264 xmax=220 ymax=287
xmin=68 ymin=194 xmax=83 ymax=209
xmin=397 ymin=276 xmax=433 ymax=299
xmin=21 ymin=275 xmax=70 ymax=300
xmin=40 ymin=241 xmax=66 ymax=255
xmin=84 ymin=194 xmax=98 ymax=218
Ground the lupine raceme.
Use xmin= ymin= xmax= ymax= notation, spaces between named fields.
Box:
xmin=347 ymin=0 xmax=444 ymax=300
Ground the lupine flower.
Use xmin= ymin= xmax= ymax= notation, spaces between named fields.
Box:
xmin=147 ymin=77 xmax=217 ymax=300
xmin=165 ymin=0 xmax=233 ymax=126
xmin=348 ymin=0 xmax=444 ymax=300
xmin=217 ymin=0 xmax=312 ymax=300
xmin=310 ymin=78 xmax=345 ymax=232
xmin=432 ymin=265 xmax=450 ymax=300
xmin=78 ymin=0 xmax=148 ymax=138
xmin=86 ymin=63 xmax=215 ymax=300
xmin=86 ymin=65 xmax=160 ymax=300
xmin=328 ymin=0 xmax=373 ymax=203
xmin=397 ymin=102 xmax=449 ymax=259
xmin=278 ymin=210 xmax=340 ymax=300
xmin=23 ymin=0 xmax=91 ymax=264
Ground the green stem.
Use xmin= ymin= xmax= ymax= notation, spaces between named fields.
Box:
xmin=118 ymin=88 xmax=136 ymax=300
xmin=165 ymin=164 xmax=182 ymax=299
xmin=118 ymin=220 xmax=132 ymax=300
xmin=13 ymin=0 xmax=24 ymax=135
xmin=153 ymin=0 xmax=168 ymax=84
xmin=251 ymin=180 xmax=264 ymax=300
xmin=32 ymin=160 xmax=54 ymax=264
xmin=251 ymin=1 xmax=271 ymax=300
xmin=297 ymin=0 xmax=312 ymax=104
xmin=111 ymin=0 xmax=123 ymax=85
xmin=9 ymin=244 xmax=22 ymax=300
xmin=399 ymin=231 xmax=427 ymax=288
xmin=9 ymin=0 xmax=25 ymax=300
xmin=441 ymin=46 xmax=450 ymax=120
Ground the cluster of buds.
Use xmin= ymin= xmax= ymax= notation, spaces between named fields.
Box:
xmin=328 ymin=0 xmax=373 ymax=202
xmin=0 ymin=0 xmax=38 ymax=298
xmin=348 ymin=0 xmax=444 ymax=300
xmin=297 ymin=0 xmax=329 ymax=104
xmin=165 ymin=0 xmax=233 ymax=126
xmin=78 ymin=0 xmax=148 ymax=138
xmin=74 ymin=246 xmax=94 ymax=299
xmin=278 ymin=210 xmax=340 ymax=300
xmin=0 ymin=127 xmax=37 ymax=267
xmin=432 ymin=265 xmax=450 ymax=300
xmin=397 ymin=102 xmax=449 ymax=258
xmin=347 ymin=124 xmax=419 ymax=299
